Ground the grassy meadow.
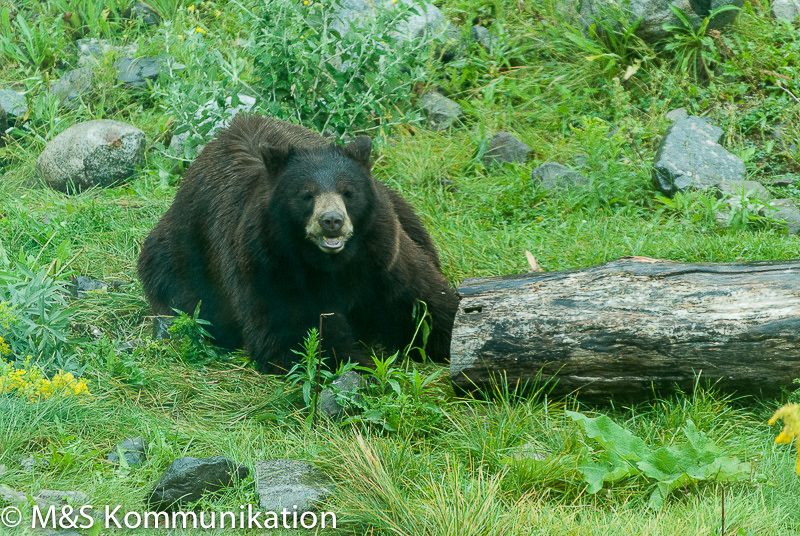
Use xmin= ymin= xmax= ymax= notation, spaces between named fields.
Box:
xmin=1 ymin=0 xmax=799 ymax=534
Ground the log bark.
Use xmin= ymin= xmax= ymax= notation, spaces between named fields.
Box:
xmin=450 ymin=257 xmax=800 ymax=400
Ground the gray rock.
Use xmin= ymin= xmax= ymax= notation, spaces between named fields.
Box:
xmin=770 ymin=200 xmax=800 ymax=235
xmin=317 ymin=371 xmax=366 ymax=418
xmin=35 ymin=490 xmax=90 ymax=505
xmin=772 ymin=0 xmax=800 ymax=21
xmin=393 ymin=0 xmax=450 ymax=44
xmin=653 ymin=116 xmax=745 ymax=194
xmin=580 ymin=0 xmax=743 ymax=43
xmin=715 ymin=180 xmax=771 ymax=203
xmin=470 ymin=25 xmax=496 ymax=51
xmin=0 ymin=88 xmax=27 ymax=119
xmin=128 ymin=1 xmax=162 ymax=26
xmin=73 ymin=276 xmax=109 ymax=298
xmin=76 ymin=38 xmax=137 ymax=67
xmin=665 ymin=107 xmax=688 ymax=122
xmin=531 ymin=162 xmax=590 ymax=192
xmin=483 ymin=132 xmax=531 ymax=168
xmin=253 ymin=460 xmax=332 ymax=513
xmin=169 ymin=94 xmax=256 ymax=155
xmin=107 ymin=437 xmax=148 ymax=467
xmin=330 ymin=0 xmax=450 ymax=41
xmin=146 ymin=456 xmax=249 ymax=511
xmin=153 ymin=316 xmax=173 ymax=339
xmin=0 ymin=464 xmax=6 ymax=477
xmin=419 ymin=91 xmax=463 ymax=130
xmin=19 ymin=456 xmax=49 ymax=472
xmin=0 ymin=485 xmax=26 ymax=503
xmin=115 ymin=56 xmax=185 ymax=88
xmin=36 ymin=120 xmax=146 ymax=193
xmin=51 ymin=67 xmax=93 ymax=109
xmin=765 ymin=174 xmax=797 ymax=187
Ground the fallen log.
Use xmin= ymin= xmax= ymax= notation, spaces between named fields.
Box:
xmin=450 ymin=257 xmax=800 ymax=400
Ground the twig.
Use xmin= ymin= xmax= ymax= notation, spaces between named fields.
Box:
xmin=776 ymin=81 xmax=800 ymax=104
xmin=311 ymin=313 xmax=334 ymax=427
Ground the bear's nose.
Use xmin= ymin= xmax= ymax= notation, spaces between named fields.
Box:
xmin=319 ymin=211 xmax=344 ymax=234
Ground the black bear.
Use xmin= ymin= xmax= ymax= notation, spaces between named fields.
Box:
xmin=137 ymin=114 xmax=459 ymax=373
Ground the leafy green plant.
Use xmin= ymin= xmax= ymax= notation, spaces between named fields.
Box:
xmin=285 ymin=327 xmax=337 ymax=408
xmin=92 ymin=336 xmax=146 ymax=386
xmin=0 ymin=7 xmax=61 ymax=70
xmin=565 ymin=410 xmax=751 ymax=508
xmin=662 ymin=4 xmax=741 ymax=80
xmin=0 ymin=262 xmax=76 ymax=373
xmin=246 ymin=0 xmax=443 ymax=135
xmin=167 ymin=304 xmax=218 ymax=365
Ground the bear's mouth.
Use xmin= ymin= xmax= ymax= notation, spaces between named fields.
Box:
xmin=319 ymin=235 xmax=345 ymax=252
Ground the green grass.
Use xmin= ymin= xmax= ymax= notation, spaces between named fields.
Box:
xmin=1 ymin=0 xmax=800 ymax=534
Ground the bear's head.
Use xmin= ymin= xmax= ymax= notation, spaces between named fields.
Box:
xmin=261 ymin=136 xmax=376 ymax=261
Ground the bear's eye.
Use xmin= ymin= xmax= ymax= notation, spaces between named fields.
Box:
xmin=302 ymin=192 xmax=314 ymax=202
xmin=342 ymin=189 xmax=353 ymax=199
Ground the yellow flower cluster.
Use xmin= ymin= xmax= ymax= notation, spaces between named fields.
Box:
xmin=0 ymin=360 xmax=91 ymax=402
xmin=0 ymin=336 xmax=10 ymax=357
xmin=769 ymin=403 xmax=800 ymax=476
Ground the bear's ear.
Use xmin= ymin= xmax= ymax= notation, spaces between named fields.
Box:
xmin=344 ymin=136 xmax=372 ymax=167
xmin=259 ymin=142 xmax=290 ymax=178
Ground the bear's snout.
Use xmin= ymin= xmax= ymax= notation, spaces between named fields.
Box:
xmin=305 ymin=191 xmax=354 ymax=253
xmin=319 ymin=211 xmax=344 ymax=234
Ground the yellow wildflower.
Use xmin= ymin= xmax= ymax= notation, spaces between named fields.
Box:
xmin=215 ymin=9 xmax=221 ymax=17
xmin=0 ymin=336 xmax=10 ymax=357
xmin=0 ymin=361 xmax=91 ymax=402
xmin=187 ymin=4 xmax=195 ymax=11
xmin=303 ymin=0 xmax=309 ymax=4
xmin=195 ymin=26 xmax=206 ymax=34
xmin=769 ymin=403 xmax=800 ymax=476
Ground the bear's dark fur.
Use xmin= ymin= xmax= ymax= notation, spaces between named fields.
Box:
xmin=137 ymin=114 xmax=459 ymax=373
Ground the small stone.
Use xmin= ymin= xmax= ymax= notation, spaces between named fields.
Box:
xmin=419 ymin=91 xmax=463 ymax=131
xmin=470 ymin=25 xmax=496 ymax=51
xmin=772 ymin=0 xmax=800 ymax=22
xmin=665 ymin=107 xmax=688 ymax=122
xmin=715 ymin=180 xmax=772 ymax=204
xmin=36 ymin=119 xmax=146 ymax=193
xmin=153 ymin=316 xmax=173 ymax=339
xmin=115 ymin=56 xmax=185 ymax=88
xmin=0 ymin=88 xmax=27 ymax=119
xmin=766 ymin=174 xmax=797 ymax=187
xmin=0 ymin=485 xmax=26 ymax=503
xmin=770 ymin=200 xmax=800 ymax=235
xmin=107 ymin=437 xmax=148 ymax=467
xmin=76 ymin=38 xmax=138 ymax=67
xmin=35 ymin=490 xmax=90 ymax=505
xmin=73 ymin=276 xmax=109 ymax=298
xmin=146 ymin=456 xmax=249 ymax=511
xmin=653 ymin=116 xmax=745 ymax=194
xmin=19 ymin=456 xmax=49 ymax=472
xmin=531 ymin=162 xmax=590 ymax=192
xmin=128 ymin=1 xmax=162 ymax=26
xmin=483 ymin=132 xmax=531 ymax=168
xmin=51 ymin=67 xmax=93 ymax=109
xmin=317 ymin=371 xmax=366 ymax=418
xmin=253 ymin=460 xmax=333 ymax=513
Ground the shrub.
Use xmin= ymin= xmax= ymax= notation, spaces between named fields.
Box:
xmin=246 ymin=0 xmax=444 ymax=135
